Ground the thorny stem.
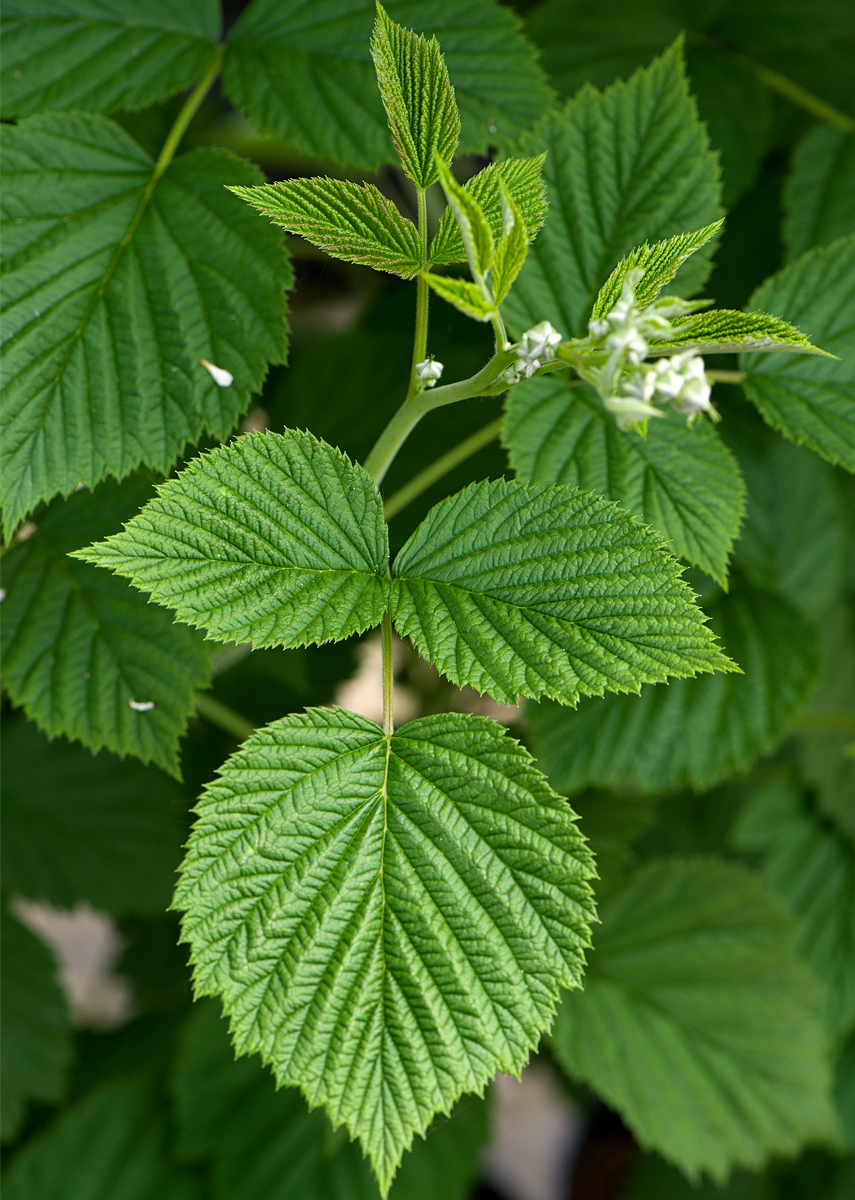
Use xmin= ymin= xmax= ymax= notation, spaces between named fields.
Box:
xmin=381 ymin=606 xmax=395 ymax=738
xmin=383 ymin=417 xmax=504 ymax=519
xmin=736 ymin=56 xmax=855 ymax=134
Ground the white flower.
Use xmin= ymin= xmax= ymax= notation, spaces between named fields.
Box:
xmin=517 ymin=320 xmax=563 ymax=364
xmin=200 ymin=359 xmax=233 ymax=387
xmin=650 ymin=352 xmax=712 ymax=417
xmin=415 ymin=358 xmax=444 ymax=388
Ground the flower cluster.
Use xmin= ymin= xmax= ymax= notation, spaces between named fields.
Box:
xmin=502 ymin=321 xmax=563 ymax=385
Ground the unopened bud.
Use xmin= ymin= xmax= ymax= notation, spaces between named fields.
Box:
xmin=415 ymin=358 xmax=444 ymax=388
xmin=201 ymin=359 xmax=233 ymax=387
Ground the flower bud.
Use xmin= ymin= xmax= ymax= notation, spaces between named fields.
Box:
xmin=415 ymin=358 xmax=444 ymax=388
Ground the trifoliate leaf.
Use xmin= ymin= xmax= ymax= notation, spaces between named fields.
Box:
xmin=491 ymin=184 xmax=528 ymax=304
xmin=230 ymin=176 xmax=424 ymax=278
xmin=741 ymin=235 xmax=855 ymax=471
xmin=591 ymin=224 xmax=722 ymax=322
xmin=390 ymin=477 xmax=733 ymax=707
xmin=783 ymin=127 xmax=855 ymax=263
xmin=175 ymin=707 xmax=595 ymax=1193
xmin=434 ymin=156 xmax=493 ymax=279
xmin=0 ymin=0 xmax=220 ymax=117
xmin=503 ymin=377 xmax=745 ymax=585
xmin=648 ymin=308 xmax=825 ymax=356
xmin=502 ymin=41 xmax=722 ymax=339
xmin=0 ymin=475 xmax=210 ymax=778
xmin=552 ymin=857 xmax=839 ymax=1182
xmin=0 ymin=113 xmax=291 ymax=538
xmin=371 ymin=3 xmax=459 ymax=190
xmin=2 ymin=719 xmax=185 ymax=917
xmin=77 ymin=430 xmax=389 ymax=650
xmin=1 ymin=910 xmax=71 ymax=1143
xmin=429 ymin=155 xmax=547 ymax=266
xmin=424 ymin=274 xmax=496 ymax=321
xmin=528 ymin=585 xmax=819 ymax=794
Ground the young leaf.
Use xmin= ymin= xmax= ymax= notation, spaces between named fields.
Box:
xmin=429 ymin=155 xmax=548 ymax=266
xmin=741 ymin=235 xmax=855 ymax=470
xmin=1 ymin=0 xmax=220 ymax=117
xmin=390 ymin=477 xmax=733 ymax=708
xmin=502 ymin=41 xmax=722 ymax=339
xmin=783 ymin=126 xmax=855 ymax=263
xmin=552 ymin=857 xmax=839 ymax=1181
xmin=0 ymin=475 xmax=211 ymax=778
xmin=528 ymin=585 xmax=819 ymax=794
xmin=491 ymin=184 xmax=528 ymax=304
xmin=503 ymin=377 xmax=746 ymax=586
xmin=434 ymin=156 xmax=493 ymax=280
xmin=0 ymin=113 xmax=291 ymax=538
xmin=371 ymin=3 xmax=460 ymax=190
xmin=76 ymin=430 xmax=390 ymax=650
xmin=647 ymin=308 xmax=826 ymax=356
xmin=424 ymin=274 xmax=496 ymax=322
xmin=230 ymin=177 xmax=424 ymax=278
xmin=175 ymin=707 xmax=595 ymax=1194
xmin=1 ymin=910 xmax=71 ymax=1142
xmin=590 ymin=223 xmax=722 ymax=322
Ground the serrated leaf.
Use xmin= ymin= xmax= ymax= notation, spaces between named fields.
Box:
xmin=371 ymin=3 xmax=459 ymax=190
xmin=76 ymin=430 xmax=389 ymax=650
xmin=175 ymin=707 xmax=595 ymax=1193
xmin=2 ymin=719 xmax=185 ymax=917
xmin=591 ymin=223 xmax=722 ymax=322
xmin=528 ymin=585 xmax=819 ymax=794
xmin=0 ymin=475 xmax=210 ymax=778
xmin=424 ymin=273 xmax=496 ymax=321
xmin=491 ymin=184 xmax=528 ymax=304
xmin=741 ymin=235 xmax=855 ymax=471
xmin=1 ymin=909 xmax=71 ymax=1142
xmin=503 ymin=377 xmax=745 ymax=585
xmin=783 ymin=126 xmax=855 ymax=263
xmin=0 ymin=0 xmax=220 ymax=118
xmin=434 ymin=156 xmax=493 ymax=280
xmin=222 ymin=0 xmax=552 ymax=172
xmin=231 ymin=176 xmax=423 ymax=277
xmin=429 ymin=155 xmax=547 ymax=266
xmin=648 ymin=308 xmax=825 ymax=356
xmin=390 ymin=477 xmax=732 ymax=708
xmin=552 ymin=857 xmax=839 ymax=1181
xmin=502 ymin=41 xmax=722 ymax=339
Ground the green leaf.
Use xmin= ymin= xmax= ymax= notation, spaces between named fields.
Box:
xmin=424 ymin=273 xmax=496 ymax=321
xmin=734 ymin=777 xmax=855 ymax=1044
xmin=502 ymin=41 xmax=722 ymax=340
xmin=230 ymin=176 xmax=424 ymax=278
xmin=2 ymin=718 xmax=185 ymax=917
xmin=434 ymin=156 xmax=493 ymax=279
xmin=491 ymin=184 xmax=528 ymax=304
xmin=504 ymin=377 xmax=745 ymax=585
xmin=0 ymin=0 xmax=219 ymax=118
xmin=740 ymin=235 xmax=855 ymax=471
xmin=0 ymin=113 xmax=291 ymax=538
xmin=648 ymin=308 xmax=826 ymax=356
xmin=0 ymin=475 xmax=210 ymax=778
xmin=371 ymin=3 xmax=460 ymax=190
xmin=783 ymin=126 xmax=855 ymax=263
xmin=552 ymin=857 xmax=839 ymax=1181
xmin=591 ymin=223 xmax=722 ymax=322
xmin=429 ymin=155 xmax=547 ymax=267
xmin=528 ymin=585 xmax=819 ymax=794
xmin=1 ymin=909 xmax=71 ymax=1142
xmin=222 ymin=0 xmax=552 ymax=172
xmin=76 ymin=430 xmax=389 ymax=650
xmin=391 ymin=476 xmax=732 ymax=706
xmin=174 ymin=707 xmax=595 ymax=1193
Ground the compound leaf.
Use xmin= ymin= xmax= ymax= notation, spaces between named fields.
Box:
xmin=429 ymin=155 xmax=547 ymax=267
xmin=435 ymin=156 xmax=493 ymax=278
xmin=77 ymin=430 xmax=390 ymax=650
xmin=0 ymin=112 xmax=291 ymax=538
xmin=648 ymin=308 xmax=826 ymax=357
xmin=591 ymin=223 xmax=722 ymax=322
xmin=783 ymin=126 xmax=855 ymax=263
xmin=174 ymin=707 xmax=595 ymax=1193
xmin=424 ymin=274 xmax=496 ymax=321
xmin=552 ymin=857 xmax=839 ymax=1181
xmin=391 ymin=477 xmax=732 ymax=707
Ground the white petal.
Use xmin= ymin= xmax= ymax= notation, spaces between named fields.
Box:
xmin=200 ymin=359 xmax=233 ymax=387
xmin=129 ymin=699 xmax=155 ymax=712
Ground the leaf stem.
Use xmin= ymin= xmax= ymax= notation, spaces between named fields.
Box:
xmin=736 ymin=54 xmax=855 ymax=133
xmin=194 ymin=691 xmax=255 ymax=741
xmin=706 ymin=369 xmax=746 ymax=384
xmin=153 ymin=44 xmax=225 ymax=181
xmin=491 ymin=311 xmax=509 ymax=353
xmin=381 ymin=607 xmax=394 ymax=739
xmin=406 ymin=188 xmax=431 ymax=399
xmin=383 ymin=416 xmax=504 ymax=519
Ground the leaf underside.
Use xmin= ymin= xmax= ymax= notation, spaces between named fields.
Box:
xmin=590 ymin=222 xmax=722 ymax=321
xmin=648 ymin=308 xmax=824 ymax=357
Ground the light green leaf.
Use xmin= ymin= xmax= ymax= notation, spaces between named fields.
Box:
xmin=230 ymin=176 xmax=424 ymax=278
xmin=503 ymin=377 xmax=745 ymax=585
xmin=371 ymin=3 xmax=459 ymax=190
xmin=2 ymin=719 xmax=185 ymax=917
xmin=0 ymin=0 xmax=219 ymax=118
xmin=434 ymin=156 xmax=493 ymax=279
xmin=783 ymin=126 xmax=855 ymax=263
xmin=528 ymin=585 xmax=819 ymax=794
xmin=1 ymin=910 xmax=71 ymax=1143
xmin=424 ymin=273 xmax=496 ymax=321
xmin=0 ymin=475 xmax=210 ymax=778
xmin=552 ymin=857 xmax=839 ymax=1182
xmin=175 ymin=707 xmax=595 ymax=1194
xmin=740 ymin=235 xmax=855 ymax=471
xmin=502 ymin=41 xmax=722 ymax=339
xmin=76 ymin=430 xmax=389 ymax=650
xmin=0 ymin=113 xmax=291 ymax=538
xmin=391 ymin=477 xmax=732 ymax=707
xmin=222 ymin=0 xmax=552 ymax=172
xmin=648 ymin=308 xmax=826 ymax=357
xmin=491 ymin=184 xmax=528 ymax=304
xmin=429 ymin=155 xmax=547 ymax=266
xmin=591 ymin=223 xmax=722 ymax=322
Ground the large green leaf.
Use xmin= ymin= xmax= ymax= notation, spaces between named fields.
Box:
xmin=2 ymin=718 xmax=185 ymax=917
xmin=174 ymin=707 xmax=595 ymax=1193
xmin=77 ymin=430 xmax=389 ymax=649
xmin=0 ymin=475 xmax=210 ymax=777
xmin=0 ymin=0 xmax=219 ymax=118
xmin=0 ymin=113 xmax=291 ymax=538
xmin=222 ymin=0 xmax=552 ymax=171
xmin=501 ymin=41 xmax=721 ymax=339
xmin=783 ymin=126 xmax=855 ymax=263
xmin=552 ymin=857 xmax=839 ymax=1181
xmin=391 ymin=477 xmax=732 ymax=707
xmin=503 ymin=377 xmax=745 ymax=585
xmin=740 ymin=235 xmax=855 ymax=471
xmin=528 ymin=585 xmax=819 ymax=794
xmin=1 ymin=910 xmax=71 ymax=1142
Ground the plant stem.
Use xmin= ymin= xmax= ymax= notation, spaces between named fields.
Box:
xmin=706 ymin=369 xmax=746 ymax=384
xmin=381 ymin=607 xmax=394 ymax=738
xmin=383 ymin=417 xmax=504 ymax=519
xmin=736 ymin=55 xmax=855 ymax=133
xmin=406 ymin=189 xmax=431 ymax=399
xmin=491 ymin=311 xmax=508 ymax=353
xmin=153 ymin=44 xmax=225 ymax=181
xmin=194 ymin=691 xmax=255 ymax=741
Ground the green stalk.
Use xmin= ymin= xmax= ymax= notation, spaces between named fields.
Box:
xmin=706 ymin=369 xmax=746 ymax=384
xmin=737 ymin=56 xmax=855 ymax=133
xmin=381 ymin=607 xmax=395 ymax=738
xmin=383 ymin=417 xmax=504 ymax=519
xmin=406 ymin=188 xmax=431 ymax=400
xmin=195 ymin=691 xmax=255 ymax=741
